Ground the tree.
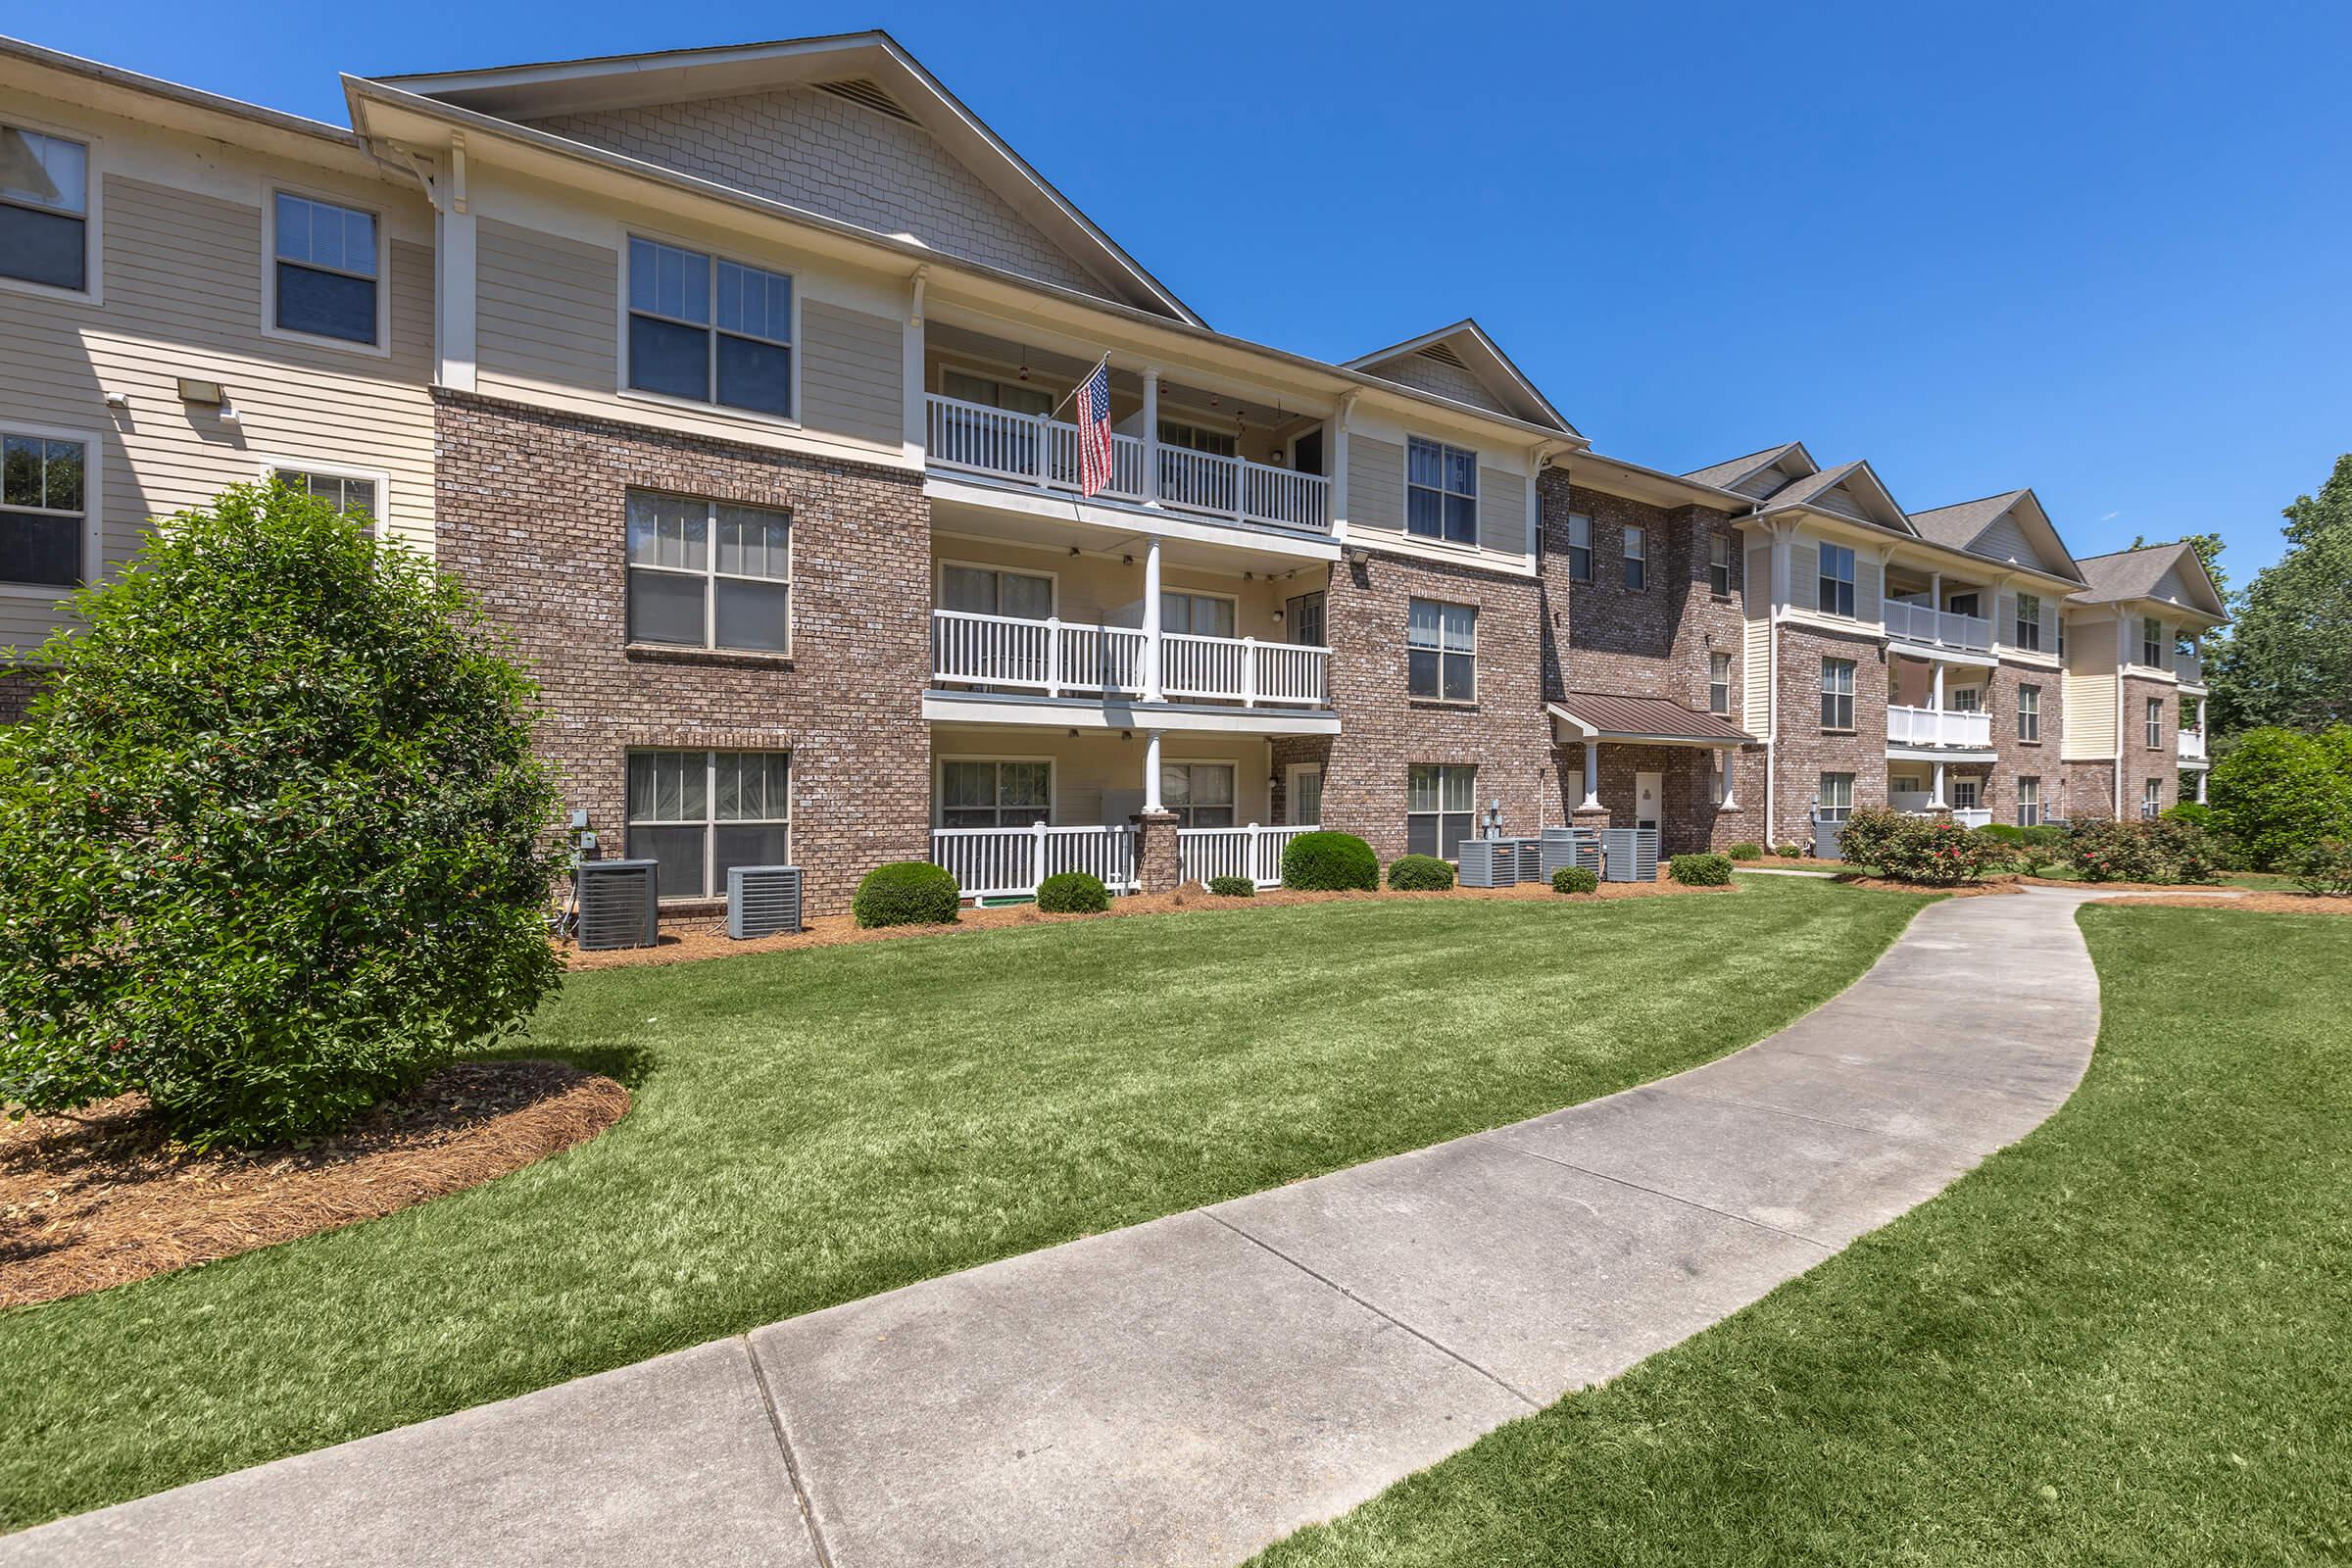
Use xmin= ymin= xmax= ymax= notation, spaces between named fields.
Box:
xmin=2206 ymin=725 xmax=2352 ymax=869
xmin=2206 ymin=454 xmax=2352 ymax=736
xmin=0 ymin=482 xmax=567 ymax=1147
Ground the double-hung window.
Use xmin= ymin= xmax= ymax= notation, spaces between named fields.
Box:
xmin=2146 ymin=697 xmax=2164 ymax=749
xmin=2014 ymin=592 xmax=2042 ymax=651
xmin=2017 ymin=776 xmax=2042 ymax=827
xmin=626 ymin=749 xmax=791 ymax=901
xmin=1709 ymin=534 xmax=1732 ymax=595
xmin=2141 ymin=615 xmax=2164 ymax=668
xmin=1820 ymin=658 xmax=1855 ymax=730
xmin=1818 ymin=544 xmax=1856 ymax=617
xmin=271 ymin=466 xmax=377 ymax=528
xmin=628 ymin=236 xmax=794 ymax=419
xmin=1406 ymin=437 xmax=1478 ymax=545
xmin=2143 ymin=777 xmax=2163 ymax=818
xmin=273 ymin=192 xmax=379 ymax=346
xmin=1817 ymin=772 xmax=1854 ymax=822
xmin=2018 ymin=684 xmax=2041 ymax=742
xmin=1407 ymin=598 xmax=1476 ymax=702
xmin=1161 ymin=761 xmax=1236 ymax=828
xmin=1406 ymin=763 xmax=1476 ymax=858
xmin=0 ymin=124 xmax=88 ymax=293
xmin=1285 ymin=589 xmax=1326 ymax=647
xmin=939 ymin=759 xmax=1051 ymax=828
xmin=1161 ymin=591 xmax=1238 ymax=639
xmin=1565 ymin=513 xmax=1592 ymax=580
xmin=1623 ymin=524 xmax=1646 ymax=590
xmin=1951 ymin=778 xmax=1980 ymax=810
xmin=1708 ymin=652 xmax=1732 ymax=715
xmin=1 ymin=429 xmax=85 ymax=587
xmin=626 ymin=491 xmax=792 ymax=653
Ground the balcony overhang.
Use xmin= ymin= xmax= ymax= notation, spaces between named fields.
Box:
xmin=925 ymin=476 xmax=1341 ymax=565
xmin=1884 ymin=638 xmax=1999 ymax=670
xmin=1546 ymin=698 xmax=1752 ymax=750
xmin=1886 ymin=744 xmax=1999 ymax=764
xmin=923 ymin=689 xmax=1341 ymax=736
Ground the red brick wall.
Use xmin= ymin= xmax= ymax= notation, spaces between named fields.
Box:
xmin=431 ymin=390 xmax=933 ymax=916
xmin=1538 ymin=476 xmax=1748 ymax=717
xmin=2121 ymin=673 xmax=2180 ymax=816
xmin=1983 ymin=659 xmax=2065 ymax=825
xmin=1770 ymin=622 xmax=1890 ymax=847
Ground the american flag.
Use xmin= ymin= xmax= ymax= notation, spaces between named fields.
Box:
xmin=1075 ymin=359 xmax=1114 ymax=497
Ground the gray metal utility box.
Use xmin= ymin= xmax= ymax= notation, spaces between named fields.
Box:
xmin=575 ymin=858 xmax=660 ymax=950
xmin=727 ymin=864 xmax=804 ymax=939
xmin=1600 ymin=828 xmax=1660 ymax=883
xmin=1456 ymin=839 xmax=1517 ymax=888
xmin=1540 ymin=827 xmax=1601 ymax=879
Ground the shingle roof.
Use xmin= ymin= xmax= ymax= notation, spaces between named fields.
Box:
xmin=1549 ymin=695 xmax=1752 ymax=745
xmin=1682 ymin=442 xmax=1805 ymax=493
xmin=2073 ymin=543 xmax=2198 ymax=604
xmin=1910 ymin=492 xmax=2027 ymax=551
xmin=1754 ymin=461 xmax=1865 ymax=513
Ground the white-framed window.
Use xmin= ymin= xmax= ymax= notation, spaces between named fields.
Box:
xmin=1406 ymin=436 xmax=1478 ymax=545
xmin=1 ymin=426 xmax=88 ymax=590
xmin=1623 ymin=524 xmax=1646 ymax=590
xmin=2057 ymin=618 xmax=2067 ymax=658
xmin=939 ymin=366 xmax=1054 ymax=416
xmin=264 ymin=461 xmax=384 ymax=532
xmin=1285 ymin=762 xmax=1324 ymax=827
xmin=2146 ymin=697 xmax=2164 ymax=749
xmin=1817 ymin=772 xmax=1854 ymax=821
xmin=938 ymin=758 xmax=1052 ymax=828
xmin=1407 ymin=763 xmax=1476 ymax=858
xmin=1158 ymin=419 xmax=1237 ymax=458
xmin=1 ymin=122 xmax=90 ymax=296
xmin=269 ymin=190 xmax=382 ymax=349
xmin=1285 ymin=589 xmax=1326 ymax=647
xmin=1819 ymin=543 xmax=1856 ymax=617
xmin=941 ymin=562 xmax=1054 ymax=620
xmin=625 ymin=490 xmax=791 ymax=654
xmin=1820 ymin=658 xmax=1855 ymax=730
xmin=1407 ymin=598 xmax=1476 ymax=702
xmin=1951 ymin=778 xmax=1980 ymax=810
xmin=1947 ymin=590 xmax=1982 ymax=618
xmin=1161 ymin=590 xmax=1238 ymax=639
xmin=1162 ymin=761 xmax=1236 ymax=828
xmin=1565 ymin=513 xmax=1592 ymax=581
xmin=2141 ymin=615 xmax=2164 ymax=668
xmin=1709 ymin=533 xmax=1732 ymax=595
xmin=625 ymin=749 xmax=791 ymax=901
xmin=1708 ymin=652 xmax=1732 ymax=715
xmin=2143 ymin=777 xmax=2163 ymax=818
xmin=2018 ymin=684 xmax=2041 ymax=742
xmin=1950 ymin=685 xmax=1984 ymax=713
xmin=2017 ymin=776 xmax=2042 ymax=827
xmin=626 ymin=234 xmax=795 ymax=420
xmin=2014 ymin=592 xmax=2042 ymax=651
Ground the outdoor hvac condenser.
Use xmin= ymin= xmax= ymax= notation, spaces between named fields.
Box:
xmin=575 ymin=859 xmax=660 ymax=950
xmin=1456 ymin=840 xmax=1517 ymax=888
xmin=727 ymin=864 xmax=804 ymax=939
xmin=1540 ymin=827 xmax=1601 ymax=879
xmin=1600 ymin=828 xmax=1660 ymax=883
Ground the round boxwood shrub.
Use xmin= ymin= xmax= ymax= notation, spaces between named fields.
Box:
xmin=854 ymin=860 xmax=961 ymax=927
xmin=1386 ymin=854 xmax=1455 ymax=891
xmin=1669 ymin=852 xmax=1735 ymax=886
xmin=1727 ymin=842 xmax=1763 ymax=861
xmin=1036 ymin=870 xmax=1110 ymax=913
xmin=1552 ymin=865 xmax=1599 ymax=895
xmin=1206 ymin=874 xmax=1255 ymax=897
xmin=0 ymin=481 xmax=567 ymax=1150
xmin=1774 ymin=843 xmax=1807 ymax=858
xmin=1281 ymin=830 xmax=1379 ymax=892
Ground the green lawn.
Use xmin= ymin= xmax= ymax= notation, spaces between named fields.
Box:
xmin=0 ymin=877 xmax=1924 ymax=1533
xmin=1252 ymin=903 xmax=2352 ymax=1567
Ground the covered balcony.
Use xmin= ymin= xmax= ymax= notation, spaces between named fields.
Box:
xmin=1883 ymin=565 xmax=1994 ymax=655
xmin=1886 ymin=653 xmax=1996 ymax=759
xmin=1887 ymin=704 xmax=1992 ymax=749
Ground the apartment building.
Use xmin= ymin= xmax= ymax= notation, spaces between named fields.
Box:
xmin=0 ymin=31 xmax=2226 ymax=914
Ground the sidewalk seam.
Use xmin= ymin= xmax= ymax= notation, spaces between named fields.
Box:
xmin=1498 ymin=1144 xmax=1842 ymax=1252
xmin=744 ymin=1338 xmax=837 ymax=1568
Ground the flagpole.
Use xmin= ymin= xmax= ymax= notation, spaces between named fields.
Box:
xmin=1046 ymin=352 xmax=1113 ymax=419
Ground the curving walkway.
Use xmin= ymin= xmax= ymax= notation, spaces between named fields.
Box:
xmin=6 ymin=889 xmax=2125 ymax=1568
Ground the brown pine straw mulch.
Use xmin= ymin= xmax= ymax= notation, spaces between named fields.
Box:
xmin=564 ymin=872 xmax=1735 ymax=970
xmin=2097 ymin=891 xmax=2349 ymax=915
xmin=1831 ymin=874 xmax=2024 ymax=897
xmin=0 ymin=1061 xmax=629 ymax=1310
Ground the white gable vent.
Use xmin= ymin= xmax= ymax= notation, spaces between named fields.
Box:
xmin=727 ymin=864 xmax=804 ymax=940
xmin=1416 ymin=342 xmax=1470 ymax=369
xmin=816 ymin=78 xmax=918 ymax=123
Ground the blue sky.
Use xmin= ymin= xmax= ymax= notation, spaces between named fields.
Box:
xmin=21 ymin=1 xmax=2352 ymax=583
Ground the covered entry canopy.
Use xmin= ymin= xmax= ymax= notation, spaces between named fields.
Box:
xmin=1545 ymin=694 xmax=1753 ymax=749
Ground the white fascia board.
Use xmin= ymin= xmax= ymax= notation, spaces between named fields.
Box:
xmin=922 ymin=691 xmax=1343 ymax=737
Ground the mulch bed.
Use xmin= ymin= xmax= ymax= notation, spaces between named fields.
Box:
xmin=564 ymin=873 xmax=1734 ymax=971
xmin=2099 ymin=892 xmax=2346 ymax=915
xmin=0 ymin=1061 xmax=628 ymax=1310
xmin=1831 ymin=874 xmax=2024 ymax=897
xmin=2019 ymin=875 xmax=2249 ymax=893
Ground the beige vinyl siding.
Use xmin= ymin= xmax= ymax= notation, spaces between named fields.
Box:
xmin=1788 ymin=540 xmax=1819 ymax=612
xmin=2063 ymin=613 xmax=2119 ymax=759
xmin=1975 ymin=511 xmax=2042 ymax=570
xmin=1856 ymin=552 xmax=1883 ymax=623
xmin=2149 ymin=562 xmax=2193 ymax=605
xmin=1477 ymin=466 xmax=1527 ymax=558
xmin=1743 ymin=548 xmax=1772 ymax=724
xmin=1346 ymin=433 xmax=1404 ymax=536
xmin=801 ymin=299 xmax=903 ymax=450
xmin=1995 ymin=589 xmax=2062 ymax=653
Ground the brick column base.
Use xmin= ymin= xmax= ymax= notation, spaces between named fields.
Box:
xmin=1134 ymin=810 xmax=1183 ymax=894
xmin=1571 ymin=805 xmax=1612 ymax=832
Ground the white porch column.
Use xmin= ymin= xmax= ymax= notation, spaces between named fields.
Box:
xmin=1142 ymin=535 xmax=1164 ymax=702
xmin=902 ymin=268 xmax=928 ymax=466
xmin=1143 ymin=729 xmax=1164 ymax=811
xmin=432 ymin=142 xmax=478 ymax=394
xmin=1933 ymin=760 xmax=1947 ymax=808
xmin=2197 ymin=769 xmax=2209 ymax=805
xmin=1581 ymin=740 xmax=1601 ymax=810
xmin=1930 ymin=570 xmax=1942 ymax=611
xmin=1931 ymin=660 xmax=1945 ymax=711
xmin=1717 ymin=749 xmax=1739 ymax=810
xmin=1141 ymin=369 xmax=1161 ymax=506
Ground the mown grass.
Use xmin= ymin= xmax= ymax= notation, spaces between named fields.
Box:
xmin=0 ymin=876 xmax=1923 ymax=1532
xmin=1252 ymin=903 xmax=2352 ymax=1567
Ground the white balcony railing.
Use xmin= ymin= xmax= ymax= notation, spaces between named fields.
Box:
xmin=1887 ymin=704 xmax=1993 ymax=749
xmin=930 ymin=823 xmax=1138 ymax=900
xmin=925 ymin=394 xmax=1332 ymax=534
xmin=932 ymin=611 xmax=1329 ymax=708
xmin=1177 ymin=823 xmax=1319 ymax=888
xmin=2180 ymin=728 xmax=2209 ymax=761
xmin=2177 ymin=647 xmax=2205 ymax=685
xmin=1884 ymin=598 xmax=1993 ymax=654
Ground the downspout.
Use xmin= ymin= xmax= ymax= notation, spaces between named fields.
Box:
xmin=2113 ymin=613 xmax=2128 ymax=817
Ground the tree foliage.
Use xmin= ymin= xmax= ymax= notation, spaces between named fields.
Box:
xmin=2207 ymin=454 xmax=2352 ymax=736
xmin=0 ymin=482 xmax=566 ymax=1147
xmin=2207 ymin=724 xmax=2352 ymax=869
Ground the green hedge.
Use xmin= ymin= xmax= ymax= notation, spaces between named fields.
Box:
xmin=1668 ymin=853 xmax=1734 ymax=887
xmin=1281 ymin=830 xmax=1379 ymax=891
xmin=1206 ymin=875 xmax=1255 ymax=897
xmin=2063 ymin=817 xmax=2222 ymax=884
xmin=1552 ymin=865 xmax=1598 ymax=895
xmin=1727 ymin=842 xmax=1763 ymax=860
xmin=1386 ymin=854 xmax=1456 ymax=891
xmin=1036 ymin=870 xmax=1110 ymax=913
xmin=853 ymin=861 xmax=961 ymax=927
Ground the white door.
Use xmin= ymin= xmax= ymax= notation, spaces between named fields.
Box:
xmin=1286 ymin=763 xmax=1324 ymax=827
xmin=1633 ymin=770 xmax=1662 ymax=832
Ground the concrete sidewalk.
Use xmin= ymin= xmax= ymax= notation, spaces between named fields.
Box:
xmin=5 ymin=889 xmax=2117 ymax=1568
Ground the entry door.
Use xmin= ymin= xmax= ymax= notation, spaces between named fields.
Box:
xmin=1633 ymin=771 xmax=1663 ymax=832
xmin=1286 ymin=763 xmax=1324 ymax=827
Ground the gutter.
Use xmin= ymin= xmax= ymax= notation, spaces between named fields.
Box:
xmin=1 ymin=32 xmax=363 ymax=147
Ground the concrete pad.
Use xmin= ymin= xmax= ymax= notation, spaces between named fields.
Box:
xmin=0 ymin=1342 xmax=814 ymax=1568
xmin=751 ymin=1209 xmax=1530 ymax=1568
xmin=1757 ymin=1007 xmax=2094 ymax=1102
xmin=1656 ymin=1047 xmax=2060 ymax=1152
xmin=1211 ymin=1135 xmax=1827 ymax=1404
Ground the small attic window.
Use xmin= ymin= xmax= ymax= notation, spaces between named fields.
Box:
xmin=816 ymin=78 xmax=917 ymax=123
xmin=1416 ymin=342 xmax=1469 ymax=369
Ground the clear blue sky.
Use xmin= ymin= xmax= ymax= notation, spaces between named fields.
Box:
xmin=21 ymin=1 xmax=2352 ymax=583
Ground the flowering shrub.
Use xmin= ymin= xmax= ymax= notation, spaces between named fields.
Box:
xmin=1836 ymin=806 xmax=2014 ymax=885
xmin=2287 ymin=838 xmax=2352 ymax=896
xmin=2062 ymin=816 xmax=2222 ymax=884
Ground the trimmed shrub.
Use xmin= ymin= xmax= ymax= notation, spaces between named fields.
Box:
xmin=854 ymin=861 xmax=961 ymax=927
xmin=1552 ymin=865 xmax=1599 ymax=895
xmin=1668 ymin=852 xmax=1734 ymax=886
xmin=0 ymin=481 xmax=566 ymax=1149
xmin=1206 ymin=874 xmax=1254 ymax=898
xmin=1774 ymin=843 xmax=1808 ymax=859
xmin=1281 ymin=830 xmax=1379 ymax=892
xmin=1036 ymin=871 xmax=1110 ymax=913
xmin=1981 ymin=821 xmax=2062 ymax=874
xmin=1838 ymin=807 xmax=2013 ymax=885
xmin=1387 ymin=854 xmax=1455 ymax=891
xmin=2287 ymin=838 xmax=2352 ymax=896
xmin=1832 ymin=806 xmax=1903 ymax=871
xmin=1976 ymin=822 xmax=2028 ymax=843
xmin=1727 ymin=842 xmax=1763 ymax=861
xmin=2062 ymin=817 xmax=2222 ymax=885
xmin=2210 ymin=726 xmax=2352 ymax=869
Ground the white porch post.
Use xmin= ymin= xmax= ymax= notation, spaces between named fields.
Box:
xmin=1933 ymin=760 xmax=1947 ymax=808
xmin=1141 ymin=369 xmax=1161 ymax=506
xmin=2197 ymin=769 xmax=2209 ymax=805
xmin=1717 ymin=749 xmax=1739 ymax=810
xmin=1143 ymin=729 xmax=1164 ymax=811
xmin=1142 ymin=535 xmax=1165 ymax=702
xmin=1581 ymin=740 xmax=1601 ymax=810
xmin=1932 ymin=660 xmax=1945 ymax=711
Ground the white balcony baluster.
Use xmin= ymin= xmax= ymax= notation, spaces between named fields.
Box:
xmin=929 ymin=823 xmax=1139 ymax=900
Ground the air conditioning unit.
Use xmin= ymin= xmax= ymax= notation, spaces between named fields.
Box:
xmin=575 ymin=859 xmax=660 ymax=950
xmin=1456 ymin=840 xmax=1515 ymax=888
xmin=727 ymin=864 xmax=804 ymax=939
xmin=1540 ymin=827 xmax=1601 ymax=879
xmin=1600 ymin=828 xmax=1660 ymax=883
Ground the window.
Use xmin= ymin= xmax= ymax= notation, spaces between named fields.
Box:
xmin=939 ymin=759 xmax=1051 ymax=829
xmin=625 ymin=750 xmax=790 ymax=901
xmin=1161 ymin=761 xmax=1236 ymax=828
xmin=1817 ymin=772 xmax=1854 ymax=821
xmin=2143 ymin=777 xmax=2163 ymax=818
xmin=0 ymin=124 xmax=87 ymax=292
xmin=2014 ymin=592 xmax=2042 ymax=651
xmin=1 ymin=430 xmax=85 ymax=587
xmin=1286 ymin=764 xmax=1323 ymax=827
xmin=1949 ymin=685 xmax=1983 ymax=713
xmin=1818 ymin=544 xmax=1856 ymax=617
xmin=2017 ymin=776 xmax=2042 ymax=827
xmin=1623 ymin=524 xmax=1646 ymax=590
xmin=2058 ymin=618 xmax=2067 ymax=658
xmin=272 ymin=192 xmax=378 ymax=346
xmin=1161 ymin=590 xmax=1238 ymax=639
xmin=1407 ymin=764 xmax=1476 ymax=858
xmin=625 ymin=491 xmax=791 ymax=653
xmin=1947 ymin=591 xmax=1982 ymax=618
xmin=2146 ymin=697 xmax=2164 ymax=749
xmin=2141 ymin=615 xmax=2164 ymax=668
xmin=1951 ymin=778 xmax=1980 ymax=810
xmin=1820 ymin=658 xmax=1855 ymax=730
xmin=1406 ymin=437 xmax=1478 ymax=545
xmin=1708 ymin=652 xmax=1732 ymax=716
xmin=1565 ymin=513 xmax=1592 ymax=581
xmin=627 ymin=235 xmax=793 ymax=418
xmin=940 ymin=368 xmax=1054 ymax=416
xmin=941 ymin=563 xmax=1053 ymax=620
xmin=1709 ymin=533 xmax=1732 ymax=595
xmin=1285 ymin=589 xmax=1325 ymax=647
xmin=270 ymin=466 xmax=377 ymax=527
xmin=1407 ymin=598 xmax=1477 ymax=702
xmin=2018 ymin=684 xmax=2041 ymax=742
xmin=1157 ymin=420 xmax=1237 ymax=458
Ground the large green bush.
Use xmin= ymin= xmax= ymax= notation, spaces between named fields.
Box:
xmin=0 ymin=481 xmax=565 ymax=1149
xmin=1280 ymin=830 xmax=1379 ymax=891
xmin=1979 ymin=821 xmax=2062 ymax=874
xmin=1036 ymin=870 xmax=1109 ymax=913
xmin=853 ymin=861 xmax=961 ymax=927
xmin=1386 ymin=854 xmax=1455 ymax=891
xmin=2062 ymin=817 xmax=2222 ymax=884
xmin=1668 ymin=853 xmax=1734 ymax=887
xmin=1551 ymin=865 xmax=1599 ymax=895
xmin=1830 ymin=806 xmax=1902 ymax=870
xmin=1836 ymin=806 xmax=2013 ymax=885
xmin=1726 ymin=842 xmax=1763 ymax=861
xmin=2209 ymin=726 xmax=2352 ymax=869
